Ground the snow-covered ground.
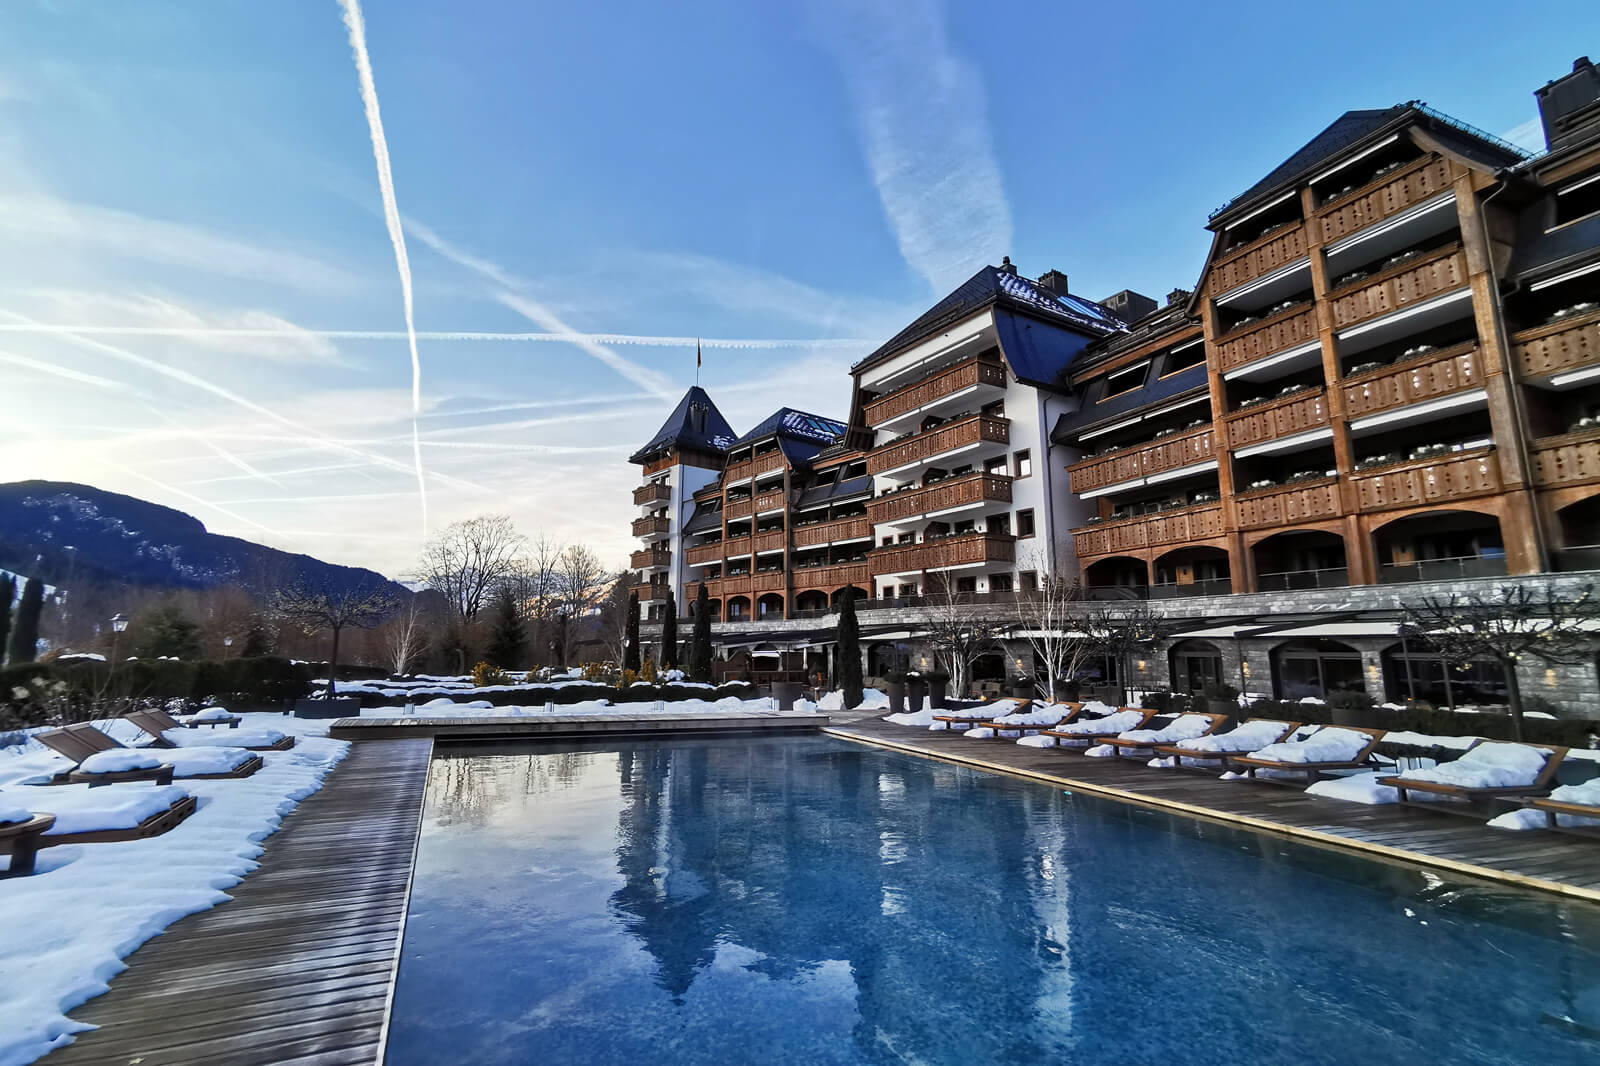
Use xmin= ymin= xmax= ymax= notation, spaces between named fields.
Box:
xmin=0 ymin=714 xmax=346 ymax=1066
xmin=359 ymin=696 xmax=782 ymax=718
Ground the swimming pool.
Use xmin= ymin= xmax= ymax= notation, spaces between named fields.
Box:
xmin=384 ymin=735 xmax=1600 ymax=1065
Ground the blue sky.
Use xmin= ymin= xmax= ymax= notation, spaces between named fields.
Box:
xmin=0 ymin=0 xmax=1592 ymax=577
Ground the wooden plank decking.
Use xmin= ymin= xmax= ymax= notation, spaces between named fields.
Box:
xmin=825 ymin=718 xmax=1600 ymax=903
xmin=329 ymin=708 xmax=828 ymax=741
xmin=43 ymin=738 xmax=434 ymax=1066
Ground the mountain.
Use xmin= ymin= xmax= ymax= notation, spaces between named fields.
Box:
xmin=0 ymin=480 xmax=406 ymax=598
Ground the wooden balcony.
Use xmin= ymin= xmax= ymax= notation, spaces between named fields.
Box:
xmin=683 ymin=579 xmax=716 ymax=603
xmin=867 ymin=414 xmax=1010 ymax=475
xmin=633 ymin=482 xmax=671 ymax=506
xmin=791 ymin=562 xmax=870 ymax=591
xmin=630 ymin=582 xmax=667 ymax=601
xmin=716 ymin=571 xmax=787 ymax=598
xmin=1317 ymin=156 xmax=1454 ymax=245
xmin=684 ymin=541 xmax=724 ymax=566
xmin=1341 ymin=342 xmax=1480 ymax=419
xmin=864 ymin=357 xmax=1006 ymax=426
xmin=1531 ymin=428 xmax=1600 ymax=488
xmin=1351 ymin=447 xmax=1501 ymax=511
xmin=1213 ymin=305 xmax=1318 ymax=374
xmin=721 ymin=533 xmax=752 ymax=558
xmin=753 ymin=488 xmax=786 ymax=514
xmin=1225 ymin=389 xmax=1329 ymax=449
xmin=1210 ymin=223 xmax=1308 ymax=295
xmin=1068 ymin=426 xmax=1215 ymax=494
xmin=1234 ymin=478 xmax=1342 ymax=530
xmin=1070 ymin=504 xmax=1226 ymax=557
xmin=868 ymin=531 xmax=1015 ymax=574
xmin=630 ymin=546 xmax=671 ymax=570
xmin=753 ymin=529 xmax=787 ymax=555
xmin=724 ymin=495 xmax=754 ymax=520
xmin=1327 ymin=244 xmax=1467 ymax=331
xmin=1515 ymin=309 xmax=1600 ymax=380
xmin=868 ymin=472 xmax=1012 ymax=523
xmin=792 ymin=515 xmax=871 ymax=547
xmin=724 ymin=450 xmax=785 ymax=484
xmin=641 ymin=453 xmax=674 ymax=476
xmin=631 ymin=515 xmax=670 ymax=538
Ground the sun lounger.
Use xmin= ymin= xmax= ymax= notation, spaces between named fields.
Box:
xmin=1227 ymin=726 xmax=1387 ymax=785
xmin=1039 ymin=709 xmax=1157 ymax=750
xmin=40 ymin=722 xmax=262 ymax=786
xmin=125 ymin=708 xmax=294 ymax=751
xmin=4 ymin=784 xmax=198 ymax=847
xmin=930 ymin=699 xmax=1028 ymax=729
xmin=977 ymin=702 xmax=1085 ymax=738
xmin=1378 ymin=740 xmax=1568 ymax=815
xmin=1523 ymin=780 xmax=1600 ymax=838
xmin=0 ymin=812 xmax=56 ymax=878
xmin=1104 ymin=713 xmax=1228 ymax=759
xmin=1154 ymin=719 xmax=1301 ymax=771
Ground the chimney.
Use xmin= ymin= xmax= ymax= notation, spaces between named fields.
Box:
xmin=1167 ymin=288 xmax=1192 ymax=307
xmin=1037 ymin=269 xmax=1070 ymax=295
xmin=1098 ymin=289 xmax=1158 ymax=323
xmin=1536 ymin=56 xmax=1600 ymax=152
xmin=998 ymin=255 xmax=1018 ymax=276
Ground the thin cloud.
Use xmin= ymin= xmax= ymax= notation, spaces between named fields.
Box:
xmin=1499 ymin=117 xmax=1545 ymax=154
xmin=0 ymin=347 xmax=130 ymax=391
xmin=814 ymin=0 xmax=1013 ymax=294
xmin=338 ymin=0 xmax=429 ymax=535
xmin=17 ymin=289 xmax=340 ymax=362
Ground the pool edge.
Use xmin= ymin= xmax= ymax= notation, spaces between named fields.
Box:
xmin=375 ymin=735 xmax=435 ymax=1064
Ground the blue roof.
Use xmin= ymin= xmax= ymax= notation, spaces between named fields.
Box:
xmin=629 ymin=386 xmax=738 ymax=464
xmin=733 ymin=408 xmax=847 ymax=448
xmin=991 ymin=309 xmax=1098 ymax=391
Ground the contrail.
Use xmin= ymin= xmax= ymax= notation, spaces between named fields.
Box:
xmin=0 ymin=323 xmax=869 ymax=350
xmin=147 ymin=406 xmax=286 ymax=489
xmin=0 ymin=348 xmax=130 ymax=391
xmin=338 ymin=0 xmax=428 ymax=536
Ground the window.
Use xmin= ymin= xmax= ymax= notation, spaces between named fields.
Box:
xmin=1555 ymin=172 xmax=1600 ymax=228
xmin=881 ymin=536 xmax=894 ymax=546
xmin=898 ymin=532 xmax=915 ymax=544
xmin=1104 ymin=362 xmax=1148 ymax=397
xmin=1016 ymin=508 xmax=1036 ymax=537
xmin=989 ymin=514 xmax=1011 ymax=536
xmin=956 ymin=576 xmax=977 ymax=593
xmin=985 ymin=454 xmax=1008 ymax=475
xmin=1164 ymin=339 xmax=1205 ymax=374
xmin=990 ymin=574 xmax=1014 ymax=592
xmin=899 ymin=583 xmax=918 ymax=597
xmin=1019 ymin=570 xmax=1038 ymax=591
xmin=1014 ymin=450 xmax=1032 ymax=478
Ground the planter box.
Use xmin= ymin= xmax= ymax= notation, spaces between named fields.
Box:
xmin=292 ymin=696 xmax=360 ymax=719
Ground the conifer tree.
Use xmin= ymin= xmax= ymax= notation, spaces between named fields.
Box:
xmin=0 ymin=575 xmax=14 ymax=666
xmin=624 ymin=593 xmax=641 ymax=672
xmin=486 ymin=586 xmax=526 ymax=669
xmin=7 ymin=576 xmax=43 ymax=665
xmin=837 ymin=587 xmax=863 ymax=710
xmin=691 ymin=584 xmax=713 ymax=683
xmin=661 ymin=592 xmax=678 ymax=669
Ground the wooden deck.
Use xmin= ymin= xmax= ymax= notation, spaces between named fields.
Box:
xmin=329 ymin=708 xmax=828 ymax=740
xmin=44 ymin=738 xmax=434 ymax=1066
xmin=825 ymin=718 xmax=1600 ymax=904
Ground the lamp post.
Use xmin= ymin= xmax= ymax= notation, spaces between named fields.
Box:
xmin=223 ymin=635 xmax=233 ymax=659
xmin=109 ymin=612 xmax=129 ymax=708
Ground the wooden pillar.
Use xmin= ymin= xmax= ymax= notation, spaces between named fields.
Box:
xmin=1201 ymin=285 xmax=1255 ymax=591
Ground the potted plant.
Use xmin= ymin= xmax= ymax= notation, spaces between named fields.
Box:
xmin=905 ymin=671 xmax=926 ymax=711
xmin=923 ymin=668 xmax=950 ymax=709
xmin=1201 ymin=681 xmax=1239 ymax=717
xmin=885 ymin=669 xmax=908 ymax=715
xmin=1011 ymin=674 xmax=1035 ymax=699
xmin=1329 ymin=689 xmax=1374 ymax=727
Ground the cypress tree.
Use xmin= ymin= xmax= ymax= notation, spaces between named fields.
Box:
xmin=240 ymin=619 xmax=273 ymax=658
xmin=624 ymin=593 xmax=641 ymax=672
xmin=661 ymin=592 xmax=678 ymax=670
xmin=690 ymin=584 xmax=713 ymax=683
xmin=837 ymin=587 xmax=863 ymax=710
xmin=486 ymin=587 xmax=526 ymax=669
xmin=0 ymin=575 xmax=14 ymax=666
xmin=7 ymin=576 xmax=43 ymax=665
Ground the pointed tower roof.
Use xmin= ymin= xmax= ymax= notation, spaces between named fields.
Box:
xmin=629 ymin=386 xmax=737 ymax=465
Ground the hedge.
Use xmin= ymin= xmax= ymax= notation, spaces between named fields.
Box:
xmin=350 ymin=680 xmax=761 ymax=710
xmin=0 ymin=656 xmax=316 ymax=730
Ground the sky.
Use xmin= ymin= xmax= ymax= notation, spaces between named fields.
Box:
xmin=0 ymin=0 xmax=1593 ymax=579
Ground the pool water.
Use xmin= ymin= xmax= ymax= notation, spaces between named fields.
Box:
xmin=385 ymin=736 xmax=1600 ymax=1065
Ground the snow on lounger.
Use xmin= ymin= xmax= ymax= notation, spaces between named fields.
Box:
xmin=79 ymin=746 xmax=258 ymax=779
xmin=1174 ymin=719 xmax=1297 ymax=755
xmin=964 ymin=704 xmax=1076 ymax=738
xmin=1087 ymin=713 xmax=1219 ymax=757
xmin=0 ymin=784 xmax=194 ymax=838
xmin=1245 ymin=727 xmax=1372 ymax=765
xmin=1387 ymin=742 xmax=1550 ymax=790
xmin=1018 ymin=709 xmax=1146 ymax=748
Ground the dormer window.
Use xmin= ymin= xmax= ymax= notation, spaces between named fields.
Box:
xmin=1555 ymin=172 xmax=1600 ymax=228
xmin=1104 ymin=362 xmax=1148 ymax=398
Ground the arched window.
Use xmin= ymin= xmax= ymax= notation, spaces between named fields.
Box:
xmin=1270 ymin=638 xmax=1363 ymax=700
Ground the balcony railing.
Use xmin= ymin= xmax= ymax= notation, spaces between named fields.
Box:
xmin=792 ymin=515 xmax=871 ymax=548
xmin=867 ymin=414 xmax=1010 ymax=475
xmin=1379 ymin=555 xmax=1509 ymax=584
xmin=1150 ymin=577 xmax=1234 ymax=599
xmin=1515 ymin=309 xmax=1600 ymax=380
xmin=715 ymin=570 xmax=786 ymax=597
xmin=1554 ymin=546 xmax=1600 ymax=572
xmin=1351 ymin=447 xmax=1501 ymax=512
xmin=1316 ymin=156 xmax=1454 ymax=245
xmin=1340 ymin=342 xmax=1480 ymax=419
xmin=1209 ymin=223 xmax=1308 ymax=296
xmin=684 ymin=541 xmax=724 ymax=566
xmin=630 ymin=582 xmax=668 ymax=601
xmin=753 ymin=489 xmax=786 ymax=514
xmin=1531 ymin=427 xmax=1600 ymax=488
xmin=630 ymin=547 xmax=671 ymax=570
xmin=791 ymin=562 xmax=871 ymax=590
xmin=631 ymin=515 xmax=670 ymax=538
xmin=1213 ymin=305 xmax=1318 ymax=374
xmin=1255 ymin=566 xmax=1349 ymax=591
xmin=1068 ymin=425 xmax=1215 ymax=494
xmin=724 ymin=496 xmax=754 ymax=520
xmin=1225 ymin=389 xmax=1328 ymax=450
xmin=753 ymin=529 xmax=787 ymax=555
xmin=723 ymin=451 xmax=785 ymax=484
xmin=868 ymin=472 xmax=1012 ymax=523
xmin=633 ymin=482 xmax=671 ymax=505
xmin=1070 ymin=503 xmax=1226 ymax=557
xmin=869 ymin=531 xmax=1015 ymax=573
xmin=1327 ymin=244 xmax=1467 ymax=331
xmin=864 ymin=357 xmax=1006 ymax=426
xmin=1234 ymin=478 xmax=1342 ymax=529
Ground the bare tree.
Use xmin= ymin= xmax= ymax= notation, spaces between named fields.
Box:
xmin=1400 ymin=583 xmax=1598 ymax=741
xmin=272 ymin=583 xmax=400 ymax=696
xmin=508 ymin=534 xmax=565 ymax=665
xmin=416 ymin=514 xmax=527 ymax=622
xmin=378 ymin=597 xmax=431 ymax=676
xmin=1079 ymin=601 xmax=1171 ymax=707
xmin=921 ymin=578 xmax=1011 ymax=698
xmin=549 ymin=545 xmax=614 ymax=667
xmin=1016 ymin=542 xmax=1089 ymax=702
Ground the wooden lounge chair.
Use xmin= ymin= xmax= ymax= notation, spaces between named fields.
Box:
xmin=1040 ymin=709 xmax=1157 ymax=751
xmin=1154 ymin=720 xmax=1301 ymax=772
xmin=1378 ymin=741 xmax=1568 ymax=816
xmin=1104 ymin=713 xmax=1229 ymax=759
xmin=41 ymin=793 xmax=199 ymax=848
xmin=1523 ymin=792 xmax=1600 ymax=839
xmin=182 ymin=709 xmax=242 ymax=729
xmin=979 ymin=702 xmax=1085 ymax=738
xmin=930 ymin=700 xmax=1031 ymax=729
xmin=1227 ymin=727 xmax=1387 ymax=786
xmin=0 ymin=813 xmax=56 ymax=878
xmin=125 ymin=708 xmax=295 ymax=751
xmin=42 ymin=723 xmax=263 ymax=785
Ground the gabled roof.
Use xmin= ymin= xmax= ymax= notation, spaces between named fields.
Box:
xmin=628 ymin=387 xmax=737 ymax=464
xmin=852 ymin=263 xmax=1126 ymax=374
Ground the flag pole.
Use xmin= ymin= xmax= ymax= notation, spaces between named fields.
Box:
xmin=696 ymin=338 xmax=702 ymax=386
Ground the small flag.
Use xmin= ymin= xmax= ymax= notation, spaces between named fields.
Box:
xmin=697 ymin=339 xmax=702 ymax=369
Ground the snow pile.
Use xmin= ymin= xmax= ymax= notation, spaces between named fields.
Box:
xmin=1246 ymin=727 xmax=1372 ymax=764
xmin=883 ymin=707 xmax=938 ymax=726
xmin=1079 ymin=700 xmax=1118 ymax=716
xmin=0 ymin=716 xmax=347 ymax=1065
xmin=1489 ymin=779 xmax=1600 ymax=830
xmin=818 ymin=689 xmax=889 ymax=712
xmin=1043 ymin=709 xmax=1145 ymax=737
xmin=0 ymin=804 xmax=31 ymax=825
xmin=963 ymin=727 xmax=995 ymax=738
xmin=186 ymin=707 xmax=235 ymax=723
xmin=1306 ymin=772 xmax=1401 ymax=805
xmin=992 ymin=704 xmax=1072 ymax=727
xmin=159 ymin=727 xmax=286 ymax=749
xmin=1146 ymin=756 xmax=1176 ymax=769
xmin=1016 ymin=734 xmax=1057 ymax=748
xmin=360 ymin=696 xmax=779 ymax=720
xmin=1175 ymin=719 xmax=1295 ymax=754
xmin=1114 ymin=713 xmax=1215 ymax=746
xmin=77 ymin=751 xmax=162 ymax=774
xmin=1084 ymin=744 xmax=1116 ymax=757
xmin=1388 ymin=743 xmax=1552 ymax=790
xmin=2 ymin=784 xmax=193 ymax=837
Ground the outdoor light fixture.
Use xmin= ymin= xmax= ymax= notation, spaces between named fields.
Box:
xmin=110 ymin=612 xmax=129 ymax=634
